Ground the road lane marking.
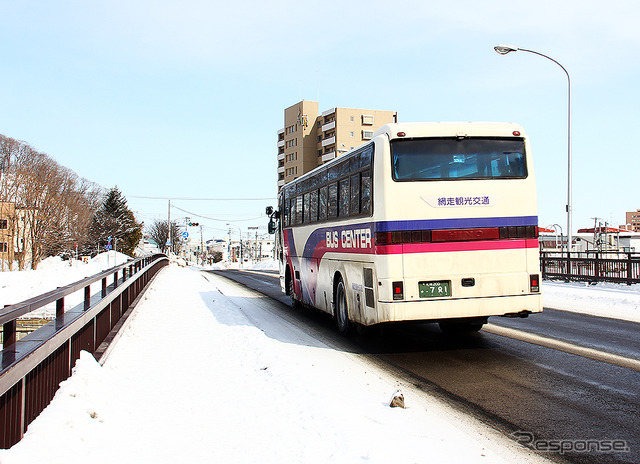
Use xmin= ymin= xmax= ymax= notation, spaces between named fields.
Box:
xmin=485 ymin=323 xmax=640 ymax=372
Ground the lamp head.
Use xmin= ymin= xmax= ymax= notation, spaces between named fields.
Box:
xmin=494 ymin=44 xmax=519 ymax=55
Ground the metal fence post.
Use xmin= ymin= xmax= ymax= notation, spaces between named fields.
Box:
xmin=56 ymin=295 xmax=64 ymax=318
xmin=84 ymin=286 xmax=90 ymax=310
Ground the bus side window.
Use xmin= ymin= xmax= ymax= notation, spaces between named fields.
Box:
xmin=296 ymin=196 xmax=303 ymax=225
xmin=319 ymin=186 xmax=328 ymax=221
xmin=361 ymin=170 xmax=371 ymax=215
xmin=284 ymin=198 xmax=290 ymax=227
xmin=338 ymin=178 xmax=349 ymax=217
xmin=328 ymin=182 xmax=338 ymax=218
xmin=350 ymin=173 xmax=360 ymax=215
xmin=303 ymin=193 xmax=311 ymax=224
xmin=310 ymin=190 xmax=318 ymax=223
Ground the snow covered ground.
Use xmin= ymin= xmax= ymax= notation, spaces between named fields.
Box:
xmin=542 ymin=280 xmax=640 ymax=323
xmin=0 ymin=259 xmax=638 ymax=463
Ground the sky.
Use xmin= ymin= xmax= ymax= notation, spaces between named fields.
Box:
xmin=1 ymin=0 xmax=638 ymax=242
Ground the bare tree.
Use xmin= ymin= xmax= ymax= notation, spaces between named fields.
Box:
xmin=147 ymin=220 xmax=182 ymax=254
xmin=0 ymin=134 xmax=105 ymax=269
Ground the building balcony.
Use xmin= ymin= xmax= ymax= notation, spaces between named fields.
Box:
xmin=278 ymin=152 xmax=285 ymax=161
xmin=278 ymin=165 xmax=285 ymax=174
xmin=277 ymin=139 xmax=285 ymax=148
xmin=321 ymin=121 xmax=336 ymax=132
xmin=278 ymin=179 xmax=285 ymax=188
xmin=322 ymin=152 xmax=336 ymax=162
xmin=321 ymin=136 xmax=335 ymax=147
xmin=321 ymin=107 xmax=336 ymax=118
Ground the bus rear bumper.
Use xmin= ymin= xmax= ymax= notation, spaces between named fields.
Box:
xmin=372 ymin=294 xmax=542 ymax=325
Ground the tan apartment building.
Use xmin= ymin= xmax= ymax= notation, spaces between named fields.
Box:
xmin=277 ymin=101 xmax=397 ymax=190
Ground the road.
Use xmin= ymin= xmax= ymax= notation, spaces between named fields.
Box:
xmin=208 ymin=268 xmax=640 ymax=464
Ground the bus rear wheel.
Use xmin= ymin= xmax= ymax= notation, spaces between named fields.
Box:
xmin=335 ymin=278 xmax=351 ymax=335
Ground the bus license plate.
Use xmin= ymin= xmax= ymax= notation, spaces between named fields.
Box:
xmin=419 ymin=281 xmax=451 ymax=298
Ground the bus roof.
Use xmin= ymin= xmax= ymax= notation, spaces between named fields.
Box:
xmin=373 ymin=122 xmax=527 ymax=140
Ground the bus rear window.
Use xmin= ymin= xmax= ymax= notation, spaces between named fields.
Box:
xmin=391 ymin=137 xmax=527 ymax=181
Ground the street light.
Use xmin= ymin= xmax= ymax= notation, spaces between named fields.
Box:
xmin=547 ymin=223 xmax=564 ymax=251
xmin=494 ymin=44 xmax=573 ymax=253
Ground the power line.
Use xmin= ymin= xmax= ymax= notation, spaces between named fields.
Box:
xmin=170 ymin=204 xmax=266 ymax=223
xmin=129 ymin=195 xmax=275 ymax=201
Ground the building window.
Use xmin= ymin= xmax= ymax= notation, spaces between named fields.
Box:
xmin=0 ymin=242 xmax=7 ymax=253
xmin=350 ymin=131 xmax=354 ymax=137
xmin=0 ymin=219 xmax=7 ymax=229
xmin=362 ymin=114 xmax=374 ymax=125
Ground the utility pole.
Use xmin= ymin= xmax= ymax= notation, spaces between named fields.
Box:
xmin=167 ymin=199 xmax=171 ymax=254
xmin=200 ymin=224 xmax=204 ymax=265
xmin=248 ymin=226 xmax=259 ymax=264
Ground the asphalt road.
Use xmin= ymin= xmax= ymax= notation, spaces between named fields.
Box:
xmin=208 ymin=269 xmax=640 ymax=464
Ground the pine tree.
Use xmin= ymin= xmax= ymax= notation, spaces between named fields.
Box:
xmin=88 ymin=187 xmax=143 ymax=257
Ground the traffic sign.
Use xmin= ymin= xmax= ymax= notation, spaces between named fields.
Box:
xmin=105 ymin=245 xmax=112 ymax=250
xmin=182 ymin=231 xmax=189 ymax=239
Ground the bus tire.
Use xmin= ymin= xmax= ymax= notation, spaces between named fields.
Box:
xmin=335 ymin=277 xmax=351 ymax=335
xmin=285 ymin=266 xmax=299 ymax=308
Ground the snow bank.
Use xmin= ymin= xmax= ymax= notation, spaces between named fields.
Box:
xmin=0 ymin=251 xmax=132 ymax=318
xmin=247 ymin=259 xmax=279 ymax=271
xmin=541 ymin=281 xmax=640 ymax=323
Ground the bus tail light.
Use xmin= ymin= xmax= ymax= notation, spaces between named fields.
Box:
xmin=530 ymin=274 xmax=540 ymax=293
xmin=392 ymin=281 xmax=404 ymax=300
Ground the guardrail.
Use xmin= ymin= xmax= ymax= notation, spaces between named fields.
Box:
xmin=541 ymin=251 xmax=640 ymax=284
xmin=0 ymin=253 xmax=169 ymax=448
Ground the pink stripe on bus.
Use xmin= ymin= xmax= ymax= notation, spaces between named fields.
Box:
xmin=374 ymin=239 xmax=538 ymax=255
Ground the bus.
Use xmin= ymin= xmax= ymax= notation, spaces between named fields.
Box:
xmin=268 ymin=122 xmax=542 ymax=334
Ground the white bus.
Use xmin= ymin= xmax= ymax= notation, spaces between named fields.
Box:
xmin=269 ymin=122 xmax=542 ymax=334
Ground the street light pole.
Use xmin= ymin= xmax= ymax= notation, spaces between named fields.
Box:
xmin=494 ymin=44 xmax=572 ymax=253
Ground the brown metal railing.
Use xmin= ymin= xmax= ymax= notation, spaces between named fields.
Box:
xmin=541 ymin=251 xmax=640 ymax=284
xmin=0 ymin=253 xmax=168 ymax=448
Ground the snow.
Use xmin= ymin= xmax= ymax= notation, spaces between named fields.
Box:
xmin=0 ymin=259 xmax=638 ymax=463
xmin=0 ymin=252 xmax=132 ymax=319
xmin=542 ymin=281 xmax=640 ymax=323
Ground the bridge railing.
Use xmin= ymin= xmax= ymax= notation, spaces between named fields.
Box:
xmin=0 ymin=253 xmax=169 ymax=449
xmin=541 ymin=251 xmax=640 ymax=284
